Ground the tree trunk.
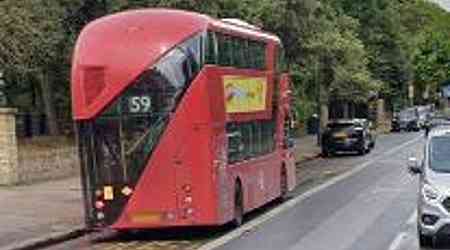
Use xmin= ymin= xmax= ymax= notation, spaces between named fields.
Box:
xmin=319 ymin=102 xmax=329 ymax=133
xmin=40 ymin=71 xmax=59 ymax=135
xmin=318 ymin=83 xmax=329 ymax=146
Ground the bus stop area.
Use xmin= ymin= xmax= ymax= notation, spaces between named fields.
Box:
xmin=0 ymin=135 xmax=320 ymax=250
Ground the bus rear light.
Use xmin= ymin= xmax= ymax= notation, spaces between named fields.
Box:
xmin=95 ymin=201 xmax=105 ymax=209
xmin=97 ymin=212 xmax=105 ymax=220
xmin=183 ymin=184 xmax=192 ymax=192
xmin=165 ymin=212 xmax=175 ymax=221
xmin=181 ymin=208 xmax=194 ymax=219
xmin=129 ymin=212 xmax=162 ymax=224
xmin=184 ymin=196 xmax=193 ymax=204
xmin=185 ymin=208 xmax=194 ymax=216
xmin=121 ymin=186 xmax=133 ymax=196
xmin=95 ymin=190 xmax=103 ymax=197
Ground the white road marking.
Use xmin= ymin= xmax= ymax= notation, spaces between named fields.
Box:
xmin=388 ymin=232 xmax=408 ymax=250
xmin=407 ymin=211 xmax=417 ymax=226
xmin=198 ymin=136 xmax=422 ymax=250
xmin=386 ymin=210 xmax=418 ymax=250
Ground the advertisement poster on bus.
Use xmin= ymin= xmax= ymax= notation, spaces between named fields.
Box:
xmin=223 ymin=76 xmax=267 ymax=113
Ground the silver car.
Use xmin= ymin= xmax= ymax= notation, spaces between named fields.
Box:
xmin=409 ymin=126 xmax=450 ymax=248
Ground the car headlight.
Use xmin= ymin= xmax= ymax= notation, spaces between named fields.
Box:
xmin=422 ymin=184 xmax=441 ymax=202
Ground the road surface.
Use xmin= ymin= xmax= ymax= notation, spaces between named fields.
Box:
xmin=44 ymin=132 xmax=449 ymax=250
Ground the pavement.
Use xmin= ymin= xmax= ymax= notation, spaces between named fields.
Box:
xmin=294 ymin=135 xmax=321 ymax=163
xmin=0 ymin=178 xmax=84 ymax=250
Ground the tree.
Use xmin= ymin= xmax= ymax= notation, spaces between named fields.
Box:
xmin=0 ymin=0 xmax=68 ymax=135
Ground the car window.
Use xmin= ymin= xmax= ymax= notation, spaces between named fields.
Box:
xmin=327 ymin=123 xmax=354 ymax=130
xmin=429 ymin=136 xmax=450 ymax=172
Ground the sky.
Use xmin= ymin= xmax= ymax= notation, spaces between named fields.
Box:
xmin=431 ymin=0 xmax=450 ymax=11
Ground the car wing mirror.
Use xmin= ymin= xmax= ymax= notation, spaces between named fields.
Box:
xmin=407 ymin=157 xmax=422 ymax=175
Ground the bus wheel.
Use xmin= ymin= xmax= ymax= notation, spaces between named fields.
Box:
xmin=232 ymin=181 xmax=244 ymax=227
xmin=280 ymin=167 xmax=288 ymax=201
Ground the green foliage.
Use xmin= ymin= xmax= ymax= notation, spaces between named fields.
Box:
xmin=0 ymin=0 xmax=449 ymax=131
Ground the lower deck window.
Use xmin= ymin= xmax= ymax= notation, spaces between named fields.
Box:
xmin=227 ymin=120 xmax=276 ymax=163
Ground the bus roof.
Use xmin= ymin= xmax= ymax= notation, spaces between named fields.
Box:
xmin=72 ymin=9 xmax=280 ymax=120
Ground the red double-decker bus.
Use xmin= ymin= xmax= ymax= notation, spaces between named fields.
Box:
xmin=72 ymin=9 xmax=296 ymax=230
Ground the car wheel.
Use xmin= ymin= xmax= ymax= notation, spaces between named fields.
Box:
xmin=322 ymin=147 xmax=330 ymax=157
xmin=280 ymin=167 xmax=288 ymax=201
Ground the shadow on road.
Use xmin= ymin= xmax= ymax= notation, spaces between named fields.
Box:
xmin=89 ymin=198 xmax=290 ymax=245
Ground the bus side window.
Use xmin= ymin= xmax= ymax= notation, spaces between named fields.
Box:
xmin=227 ymin=123 xmax=244 ymax=163
xmin=233 ymin=37 xmax=246 ymax=68
xmin=205 ymin=31 xmax=218 ymax=65
xmin=218 ymin=34 xmax=233 ymax=66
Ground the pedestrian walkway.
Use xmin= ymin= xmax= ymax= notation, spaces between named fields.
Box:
xmin=294 ymin=135 xmax=321 ymax=163
xmin=0 ymin=177 xmax=83 ymax=250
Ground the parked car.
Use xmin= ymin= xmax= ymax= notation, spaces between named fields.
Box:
xmin=321 ymin=119 xmax=376 ymax=157
xmin=391 ymin=112 xmax=401 ymax=132
xmin=408 ymin=126 xmax=450 ymax=248
xmin=392 ymin=108 xmax=420 ymax=132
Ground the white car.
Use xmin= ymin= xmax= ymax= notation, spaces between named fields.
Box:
xmin=409 ymin=126 xmax=450 ymax=248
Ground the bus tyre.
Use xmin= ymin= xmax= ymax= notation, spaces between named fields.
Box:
xmin=418 ymin=225 xmax=433 ymax=248
xmin=280 ymin=167 xmax=288 ymax=201
xmin=232 ymin=182 xmax=244 ymax=227
xmin=322 ymin=147 xmax=329 ymax=158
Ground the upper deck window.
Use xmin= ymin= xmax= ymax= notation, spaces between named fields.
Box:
xmin=206 ymin=31 xmax=266 ymax=70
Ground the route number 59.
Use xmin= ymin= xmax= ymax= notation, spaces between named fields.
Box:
xmin=129 ymin=96 xmax=152 ymax=113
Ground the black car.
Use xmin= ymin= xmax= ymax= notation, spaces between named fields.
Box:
xmin=321 ymin=119 xmax=376 ymax=157
xmin=391 ymin=108 xmax=420 ymax=132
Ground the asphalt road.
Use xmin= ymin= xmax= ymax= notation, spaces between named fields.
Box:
xmin=43 ymin=132 xmax=442 ymax=250
xmin=213 ymin=133 xmax=443 ymax=250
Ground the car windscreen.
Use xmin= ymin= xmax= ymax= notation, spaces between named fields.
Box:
xmin=327 ymin=123 xmax=355 ymax=131
xmin=399 ymin=110 xmax=414 ymax=120
xmin=429 ymin=136 xmax=450 ymax=173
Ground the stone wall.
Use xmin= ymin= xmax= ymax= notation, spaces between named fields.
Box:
xmin=0 ymin=108 xmax=19 ymax=185
xmin=0 ymin=107 xmax=79 ymax=185
xmin=17 ymin=146 xmax=79 ymax=184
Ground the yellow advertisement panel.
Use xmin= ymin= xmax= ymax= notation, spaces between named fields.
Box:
xmin=223 ymin=76 xmax=267 ymax=113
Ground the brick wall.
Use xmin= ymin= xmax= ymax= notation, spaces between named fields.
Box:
xmin=0 ymin=108 xmax=19 ymax=185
